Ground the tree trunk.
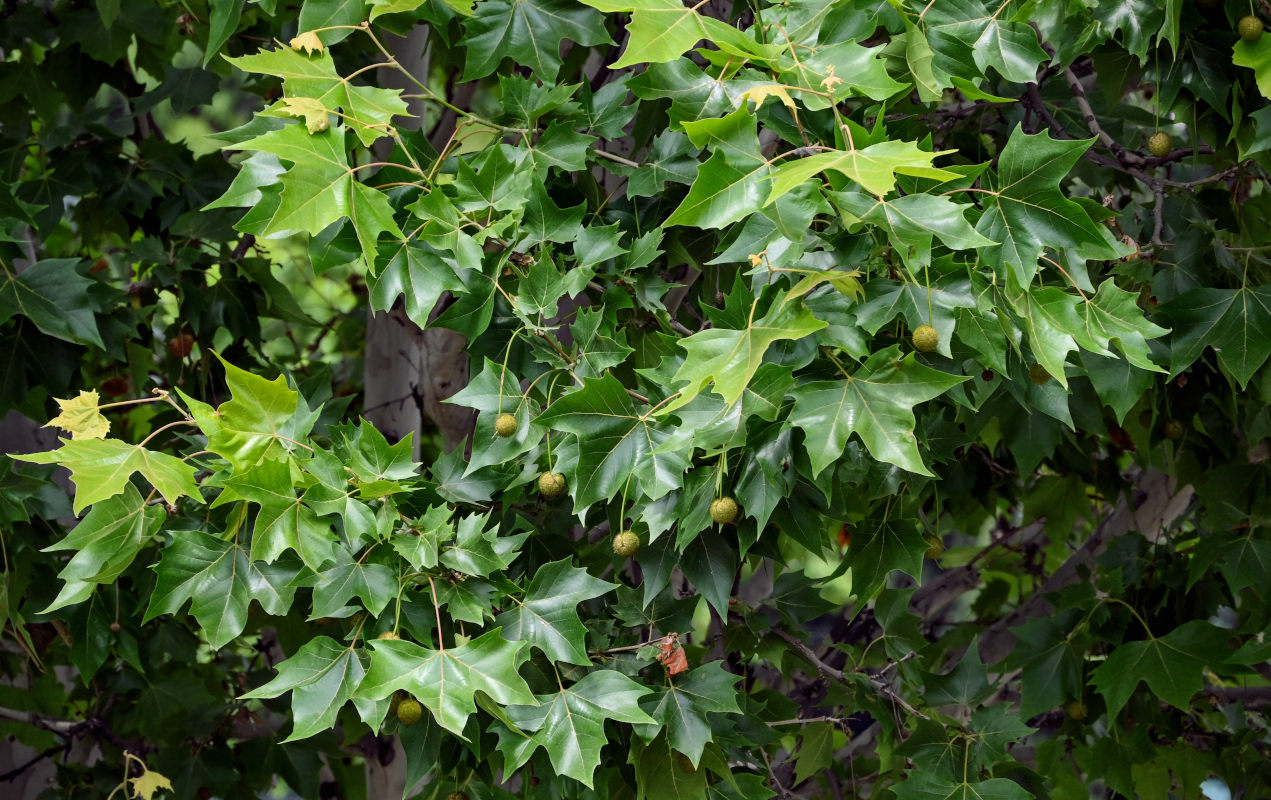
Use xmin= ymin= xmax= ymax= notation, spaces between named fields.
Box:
xmin=363 ymin=26 xmax=474 ymax=457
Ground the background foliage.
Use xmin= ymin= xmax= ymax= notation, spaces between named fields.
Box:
xmin=2 ymin=0 xmax=1271 ymax=798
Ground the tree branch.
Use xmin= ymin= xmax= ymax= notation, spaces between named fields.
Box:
xmin=979 ymin=469 xmax=1194 ymax=664
xmin=0 ymin=743 xmax=69 ymax=783
xmin=0 ymin=706 xmax=80 ymax=735
xmin=771 ymin=628 xmax=929 ymax=720
xmin=1061 ymin=66 xmax=1144 ymax=166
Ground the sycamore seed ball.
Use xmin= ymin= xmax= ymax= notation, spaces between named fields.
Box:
xmin=911 ymin=324 xmax=939 ymax=353
xmin=1147 ymin=132 xmax=1172 ymax=157
xmin=396 ymin=697 xmax=423 ymax=725
xmin=709 ymin=496 xmax=739 ymax=524
xmin=612 ymin=530 xmax=641 ymax=558
xmin=538 ymin=471 xmax=566 ymax=498
xmin=924 ymin=534 xmax=945 ymax=560
xmin=1164 ymin=419 xmax=1184 ymax=440
xmin=1239 ymin=14 xmax=1264 ymax=42
xmin=376 ymin=631 xmax=399 ymax=640
xmin=1028 ymin=363 xmax=1052 ymax=385
xmin=1066 ymin=699 xmax=1088 ymax=720
xmin=493 ymin=413 xmax=518 ymax=437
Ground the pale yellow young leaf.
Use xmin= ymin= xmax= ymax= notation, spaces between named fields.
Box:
xmin=45 ymin=390 xmax=110 ymax=440
xmin=130 ymin=766 xmax=173 ymax=800
xmin=289 ymin=31 xmax=324 ymax=55
xmin=276 ymin=96 xmax=331 ymax=133
xmin=737 ymin=84 xmax=797 ymax=112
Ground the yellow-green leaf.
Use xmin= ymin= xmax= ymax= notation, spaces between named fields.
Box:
xmin=45 ymin=390 xmax=110 ymax=440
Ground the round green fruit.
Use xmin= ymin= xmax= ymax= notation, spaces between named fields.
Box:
xmin=1147 ymin=131 xmax=1172 ymax=157
xmin=1066 ymin=699 xmax=1088 ymax=720
xmin=396 ymin=697 xmax=423 ymax=725
xmin=911 ymin=324 xmax=939 ymax=353
xmin=538 ymin=471 xmax=566 ymax=498
xmin=1028 ymin=363 xmax=1052 ymax=385
xmin=709 ymin=496 xmax=739 ymax=524
xmin=1239 ymin=14 xmax=1264 ymax=41
xmin=612 ymin=530 xmax=641 ymax=558
xmin=924 ymin=534 xmax=945 ymax=560
xmin=1164 ymin=419 xmax=1184 ymax=440
xmin=493 ymin=413 xmax=518 ymax=437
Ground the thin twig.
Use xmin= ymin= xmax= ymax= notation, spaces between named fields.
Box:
xmin=590 ymin=148 xmax=642 ymax=169
xmin=767 ymin=715 xmax=848 ymax=726
xmin=0 ymin=743 xmax=69 ymax=782
xmin=771 ymin=628 xmax=929 ymax=720
xmin=1061 ymin=67 xmax=1144 ymax=166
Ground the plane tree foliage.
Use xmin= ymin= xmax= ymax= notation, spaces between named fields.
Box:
xmin=2 ymin=0 xmax=1271 ymax=798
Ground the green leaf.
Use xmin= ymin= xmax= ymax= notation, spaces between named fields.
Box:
xmin=662 ymin=294 xmax=826 ymax=413
xmin=368 ymin=0 xmax=472 ymax=22
xmin=1162 ymin=285 xmax=1271 ymax=387
xmin=356 ymin=630 xmax=536 ymax=736
xmin=832 ymin=192 xmax=994 ymax=274
xmin=906 ymin=24 xmax=948 ymax=102
xmin=1090 ymin=620 xmax=1230 ymax=720
xmin=224 ymin=459 xmax=338 ymax=569
xmin=241 ymin=636 xmax=366 ymax=742
xmin=1007 ymin=285 xmax=1081 ymax=389
xmin=891 ymin=773 xmax=1032 ymax=800
xmin=664 ymin=148 xmax=767 ymax=230
xmin=630 ymin=732 xmax=710 ymax=800
xmin=451 ymin=146 xmax=534 ymax=214
xmin=793 ymin=722 xmax=835 ymax=785
xmin=536 ymin=374 xmax=689 ymax=509
xmin=841 ymin=513 xmax=927 ymax=602
xmin=228 ymin=121 xmax=402 ymax=260
xmin=924 ymin=0 xmax=1049 ymax=84
xmin=1073 ymin=280 xmax=1168 ymax=371
xmin=446 ymin=360 xmax=543 ymax=475
xmin=974 ymin=126 xmax=1108 ymax=288
xmin=17 ymin=437 xmax=201 ymax=515
xmin=0 ymin=259 xmax=103 ymax=347
xmin=493 ymin=558 xmax=616 ymax=665
xmin=578 ymin=0 xmax=746 ymax=69
xmin=968 ymin=705 xmax=1034 ymax=766
xmin=144 ymin=531 xmax=299 ymax=649
xmin=205 ymin=0 xmax=245 ymax=64
xmin=297 ymin=0 xmax=370 ymax=46
xmin=392 ymin=505 xmax=451 ymax=571
xmin=40 ymin=485 xmax=165 ymax=612
xmin=459 ymin=0 xmax=611 ymax=81
xmin=1234 ymin=37 xmax=1271 ymax=99
xmin=766 ymin=141 xmax=958 ymax=202
xmin=336 ymin=418 xmax=420 ymax=483
xmin=1094 ymin=0 xmax=1164 ymax=63
xmin=440 ymin=512 xmax=525 ymax=577
xmin=680 ymin=534 xmax=736 ymax=614
xmin=504 ymin=670 xmax=656 ymax=786
xmin=1004 ymin=615 xmax=1084 ymax=718
xmin=853 ymin=278 xmax=978 ymax=359
xmin=180 ymin=355 xmax=313 ymax=471
xmin=778 ymin=40 xmax=907 ymax=105
xmin=788 ymin=347 xmax=966 ymax=476
xmin=305 ymin=547 xmax=398 ymax=619
xmin=623 ymin=131 xmax=699 ymax=198
xmin=634 ymin=661 xmax=742 ymax=766
xmin=527 ymin=121 xmax=595 ymax=174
